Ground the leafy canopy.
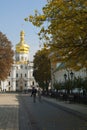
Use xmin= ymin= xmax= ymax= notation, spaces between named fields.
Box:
xmin=25 ymin=0 xmax=87 ymax=70
xmin=33 ymin=48 xmax=51 ymax=90
xmin=0 ymin=32 xmax=14 ymax=80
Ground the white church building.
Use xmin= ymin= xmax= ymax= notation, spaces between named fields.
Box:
xmin=0 ymin=30 xmax=36 ymax=92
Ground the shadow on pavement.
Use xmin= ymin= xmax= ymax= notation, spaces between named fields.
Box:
xmin=0 ymin=105 xmax=18 ymax=130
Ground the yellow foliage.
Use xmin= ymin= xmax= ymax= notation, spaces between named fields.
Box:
xmin=25 ymin=0 xmax=87 ymax=70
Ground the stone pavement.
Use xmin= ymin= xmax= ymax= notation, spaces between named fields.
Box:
xmin=0 ymin=93 xmax=87 ymax=130
xmin=43 ymin=96 xmax=87 ymax=120
xmin=0 ymin=93 xmax=19 ymax=130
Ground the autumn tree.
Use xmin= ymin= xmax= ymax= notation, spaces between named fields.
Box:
xmin=25 ymin=0 xmax=87 ymax=71
xmin=33 ymin=48 xmax=51 ymax=91
xmin=0 ymin=32 xmax=14 ymax=80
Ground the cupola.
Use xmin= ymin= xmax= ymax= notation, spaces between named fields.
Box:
xmin=16 ymin=31 xmax=30 ymax=54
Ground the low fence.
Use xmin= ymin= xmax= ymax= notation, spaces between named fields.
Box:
xmin=42 ymin=90 xmax=87 ymax=104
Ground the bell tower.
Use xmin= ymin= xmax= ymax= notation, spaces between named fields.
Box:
xmin=15 ymin=30 xmax=30 ymax=64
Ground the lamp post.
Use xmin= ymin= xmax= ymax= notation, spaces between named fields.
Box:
xmin=70 ymin=71 xmax=74 ymax=93
xmin=64 ymin=73 xmax=67 ymax=93
xmin=70 ymin=71 xmax=74 ymax=80
xmin=64 ymin=73 xmax=67 ymax=81
xmin=64 ymin=71 xmax=74 ymax=94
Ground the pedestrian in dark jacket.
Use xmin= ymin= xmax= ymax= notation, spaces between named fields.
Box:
xmin=31 ymin=87 xmax=37 ymax=102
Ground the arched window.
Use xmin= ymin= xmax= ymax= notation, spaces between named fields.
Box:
xmin=21 ymin=65 xmax=23 ymax=69
xmin=21 ymin=56 xmax=24 ymax=60
xmin=9 ymin=81 xmax=10 ymax=85
xmin=16 ymin=73 xmax=18 ymax=77
xmin=25 ymin=74 xmax=27 ymax=77
xmin=25 ymin=66 xmax=27 ymax=69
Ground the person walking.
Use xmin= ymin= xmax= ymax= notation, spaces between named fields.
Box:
xmin=38 ymin=88 xmax=42 ymax=102
xmin=31 ymin=87 xmax=37 ymax=102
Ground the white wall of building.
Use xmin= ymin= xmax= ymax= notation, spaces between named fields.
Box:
xmin=54 ymin=69 xmax=86 ymax=83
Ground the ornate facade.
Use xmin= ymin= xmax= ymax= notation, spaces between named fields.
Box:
xmin=0 ymin=31 xmax=35 ymax=92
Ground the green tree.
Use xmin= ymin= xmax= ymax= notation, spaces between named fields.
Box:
xmin=0 ymin=32 xmax=14 ymax=80
xmin=33 ymin=48 xmax=51 ymax=91
xmin=53 ymin=82 xmax=62 ymax=91
xmin=25 ymin=0 xmax=87 ymax=70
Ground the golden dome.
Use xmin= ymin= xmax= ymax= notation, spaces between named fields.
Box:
xmin=16 ymin=31 xmax=30 ymax=53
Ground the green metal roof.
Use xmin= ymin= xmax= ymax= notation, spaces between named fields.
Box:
xmin=54 ymin=63 xmax=65 ymax=72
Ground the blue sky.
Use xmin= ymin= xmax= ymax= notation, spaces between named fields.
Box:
xmin=0 ymin=0 xmax=47 ymax=61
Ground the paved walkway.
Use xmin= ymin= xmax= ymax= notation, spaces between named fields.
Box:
xmin=0 ymin=93 xmax=19 ymax=130
xmin=43 ymin=96 xmax=87 ymax=120
xmin=0 ymin=93 xmax=87 ymax=130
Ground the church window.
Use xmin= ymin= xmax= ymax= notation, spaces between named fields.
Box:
xmin=9 ymin=82 xmax=10 ymax=85
xmin=21 ymin=65 xmax=23 ymax=69
xmin=25 ymin=66 xmax=27 ymax=69
xmin=16 ymin=73 xmax=18 ymax=77
xmin=17 ymin=57 xmax=19 ymax=61
xmin=32 ymin=81 xmax=34 ymax=85
xmin=21 ymin=56 xmax=24 ymax=60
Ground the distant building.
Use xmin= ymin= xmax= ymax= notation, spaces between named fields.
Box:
xmin=53 ymin=63 xmax=87 ymax=83
xmin=0 ymin=31 xmax=36 ymax=92
xmin=50 ymin=60 xmax=87 ymax=89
